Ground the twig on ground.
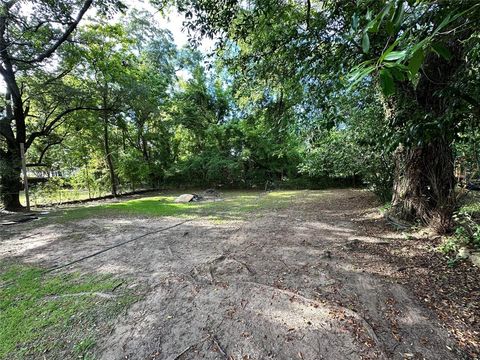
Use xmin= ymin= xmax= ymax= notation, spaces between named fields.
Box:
xmin=211 ymin=335 xmax=227 ymax=358
xmin=111 ymin=281 xmax=124 ymax=292
xmin=171 ymin=335 xmax=210 ymax=360
xmin=45 ymin=292 xmax=117 ymax=300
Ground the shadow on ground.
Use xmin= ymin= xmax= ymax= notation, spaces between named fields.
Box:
xmin=1 ymin=189 xmax=474 ymax=359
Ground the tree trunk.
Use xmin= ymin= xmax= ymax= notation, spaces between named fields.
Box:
xmin=0 ymin=148 xmax=23 ymax=211
xmin=391 ymin=139 xmax=455 ymax=233
xmin=103 ymin=113 xmax=117 ymax=197
xmin=386 ymin=37 xmax=467 ymax=233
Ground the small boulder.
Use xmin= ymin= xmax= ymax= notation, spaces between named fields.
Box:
xmin=174 ymin=194 xmax=202 ymax=203
xmin=457 ymin=247 xmax=470 ymax=259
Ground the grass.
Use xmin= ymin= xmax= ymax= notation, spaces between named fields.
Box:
xmin=0 ymin=263 xmax=139 ymax=360
xmin=51 ymin=190 xmax=318 ymax=223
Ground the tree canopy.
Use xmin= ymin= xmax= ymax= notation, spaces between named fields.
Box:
xmin=0 ymin=0 xmax=478 ymax=233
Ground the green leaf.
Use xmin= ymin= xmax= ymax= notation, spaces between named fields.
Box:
xmin=362 ymin=32 xmax=370 ymax=53
xmin=347 ymin=65 xmax=375 ymax=90
xmin=378 ymin=38 xmax=401 ymax=63
xmin=384 ymin=50 xmax=407 ymax=61
xmin=366 ymin=9 xmax=373 ymax=21
xmin=366 ymin=18 xmax=380 ymax=33
xmin=408 ymin=48 xmax=424 ymax=78
xmin=389 ymin=66 xmax=406 ymax=81
xmin=431 ymin=42 xmax=452 ymax=61
xmin=386 ymin=20 xmax=394 ymax=35
xmin=392 ymin=1 xmax=405 ymax=29
xmin=352 ymin=13 xmax=359 ymax=31
xmin=379 ymin=68 xmax=395 ymax=96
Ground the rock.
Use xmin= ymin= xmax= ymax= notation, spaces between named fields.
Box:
xmin=457 ymin=247 xmax=470 ymax=259
xmin=174 ymin=194 xmax=202 ymax=203
xmin=470 ymin=252 xmax=480 ymax=267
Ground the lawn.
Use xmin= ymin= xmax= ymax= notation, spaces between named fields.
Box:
xmin=52 ymin=190 xmax=319 ymax=223
xmin=0 ymin=264 xmax=140 ymax=359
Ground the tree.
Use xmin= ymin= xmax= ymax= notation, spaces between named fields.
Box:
xmin=70 ymin=22 xmax=137 ymax=196
xmin=0 ymin=0 xmax=124 ymax=210
xmin=122 ymin=10 xmax=177 ymax=186
xmin=350 ymin=1 xmax=480 ymax=231
xmin=173 ymin=0 xmax=480 ymax=231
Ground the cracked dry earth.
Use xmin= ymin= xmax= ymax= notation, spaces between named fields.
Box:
xmin=0 ymin=189 xmax=467 ymax=359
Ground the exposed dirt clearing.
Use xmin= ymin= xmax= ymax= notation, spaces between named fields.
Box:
xmin=1 ymin=189 xmax=476 ymax=359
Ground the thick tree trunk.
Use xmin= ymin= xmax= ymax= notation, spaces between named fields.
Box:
xmin=0 ymin=148 xmax=23 ymax=211
xmin=103 ymin=115 xmax=117 ymax=197
xmin=386 ymin=39 xmax=466 ymax=233
xmin=391 ymin=140 xmax=455 ymax=233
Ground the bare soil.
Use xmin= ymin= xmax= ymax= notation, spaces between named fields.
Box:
xmin=1 ymin=189 xmax=478 ymax=359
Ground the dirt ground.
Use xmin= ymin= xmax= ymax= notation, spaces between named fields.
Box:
xmin=1 ymin=189 xmax=479 ymax=359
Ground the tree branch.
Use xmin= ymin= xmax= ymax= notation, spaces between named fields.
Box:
xmin=21 ymin=0 xmax=93 ymax=64
xmin=25 ymin=106 xmax=100 ymax=150
xmin=31 ymin=136 xmax=66 ymax=166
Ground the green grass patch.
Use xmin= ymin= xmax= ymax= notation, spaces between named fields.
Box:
xmin=0 ymin=263 xmax=139 ymax=360
xmin=53 ymin=190 xmax=319 ymax=223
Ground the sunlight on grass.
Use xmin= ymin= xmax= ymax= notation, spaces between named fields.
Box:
xmin=53 ymin=190 xmax=324 ymax=223
xmin=0 ymin=263 xmax=138 ymax=359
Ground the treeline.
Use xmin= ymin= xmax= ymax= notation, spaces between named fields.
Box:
xmin=1 ymin=0 xmax=479 ymax=233
xmin=0 ymin=3 xmax=360 ymax=210
xmin=21 ymin=16 xmax=347 ymax=195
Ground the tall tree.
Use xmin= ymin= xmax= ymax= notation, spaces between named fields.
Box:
xmin=0 ymin=0 xmax=124 ymax=210
xmin=173 ymin=0 xmax=479 ymax=231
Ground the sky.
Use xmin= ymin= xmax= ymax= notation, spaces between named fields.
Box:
xmin=0 ymin=0 xmax=214 ymax=91
xmin=120 ymin=0 xmax=215 ymax=52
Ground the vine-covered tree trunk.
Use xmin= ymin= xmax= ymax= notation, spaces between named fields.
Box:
xmin=387 ymin=37 xmax=466 ymax=234
xmin=0 ymin=148 xmax=22 ymax=211
xmin=392 ymin=140 xmax=455 ymax=233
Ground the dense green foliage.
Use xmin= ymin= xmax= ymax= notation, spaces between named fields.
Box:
xmin=173 ymin=0 xmax=479 ymax=229
xmin=0 ymin=0 xmax=479 ymax=235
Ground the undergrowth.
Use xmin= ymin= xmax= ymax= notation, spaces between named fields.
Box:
xmin=439 ymin=192 xmax=480 ymax=261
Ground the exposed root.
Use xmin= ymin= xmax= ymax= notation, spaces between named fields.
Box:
xmin=170 ymin=335 xmax=210 ymax=360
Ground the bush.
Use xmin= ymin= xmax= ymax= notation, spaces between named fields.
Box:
xmin=439 ymin=209 xmax=480 ymax=255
